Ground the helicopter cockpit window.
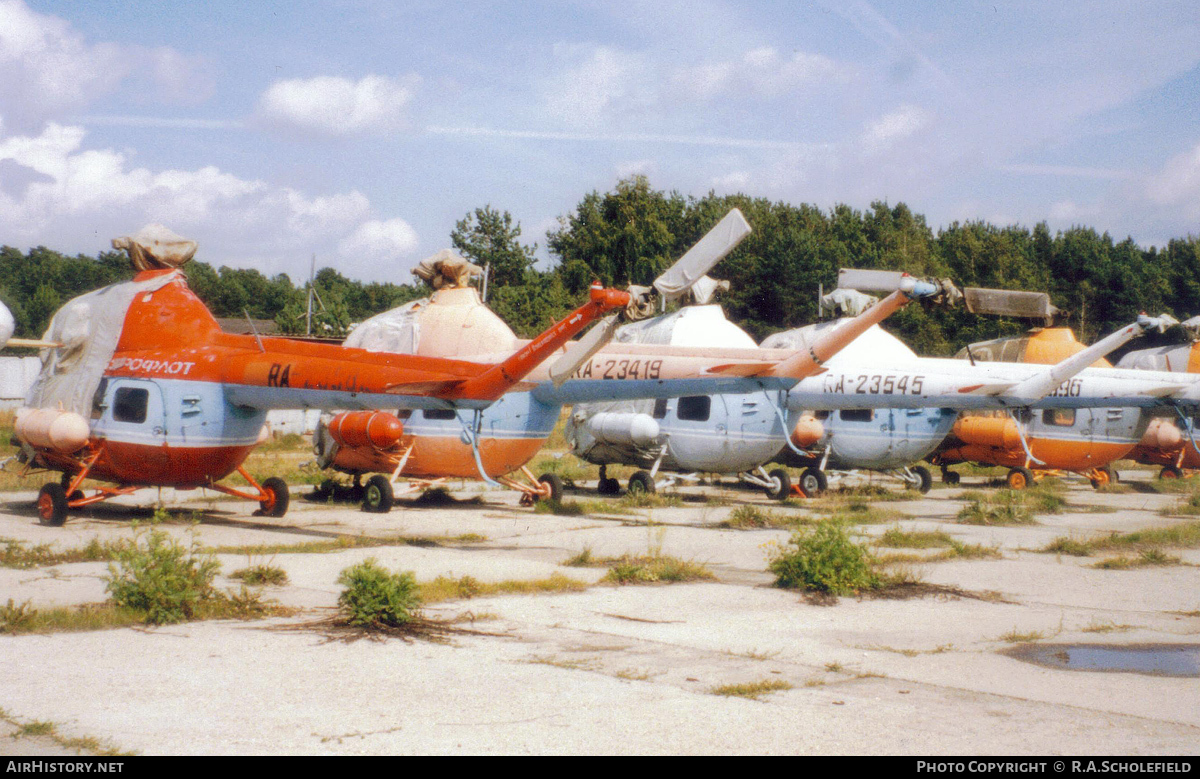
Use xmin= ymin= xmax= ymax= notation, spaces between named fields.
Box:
xmin=652 ymin=398 xmax=668 ymax=419
xmin=1043 ymin=409 xmax=1075 ymax=427
xmin=840 ymin=409 xmax=873 ymax=423
xmin=422 ymin=409 xmax=457 ymax=421
xmin=112 ymin=387 xmax=149 ymax=424
xmin=676 ymin=396 xmax=711 ymax=422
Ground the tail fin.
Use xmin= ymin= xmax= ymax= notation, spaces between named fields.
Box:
xmin=445 ymin=283 xmax=631 ymax=401
xmin=1001 ymin=314 xmax=1176 ymax=401
xmin=765 ymin=278 xmax=941 ymax=379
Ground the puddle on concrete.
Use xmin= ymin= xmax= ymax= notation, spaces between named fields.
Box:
xmin=1004 ymin=643 xmax=1200 ymax=677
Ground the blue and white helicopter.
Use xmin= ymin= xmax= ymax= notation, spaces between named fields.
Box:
xmin=567 ymin=269 xmax=1178 ymax=498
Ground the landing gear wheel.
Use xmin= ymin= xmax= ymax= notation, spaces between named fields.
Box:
xmin=765 ymin=468 xmax=791 ymax=501
xmin=627 ymin=470 xmax=655 ymax=495
xmin=1159 ymin=466 xmax=1183 ymax=480
xmin=362 ymin=475 xmax=394 ymax=513
xmin=258 ymin=477 xmax=289 ymax=517
xmin=597 ymin=477 xmax=620 ymax=495
xmin=941 ymin=468 xmax=960 ymax=485
xmin=1090 ymin=466 xmax=1116 ymax=490
xmin=908 ymin=465 xmax=933 ymax=494
xmin=799 ymin=467 xmax=828 ymax=497
xmin=37 ymin=483 xmax=68 ymax=526
xmin=538 ymin=473 xmax=564 ymax=502
xmin=1006 ymin=467 xmax=1034 ymax=490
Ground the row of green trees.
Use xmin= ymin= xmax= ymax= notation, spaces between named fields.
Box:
xmin=3 ymin=175 xmax=1198 ymax=356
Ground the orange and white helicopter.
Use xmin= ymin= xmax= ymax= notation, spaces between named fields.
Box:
xmin=1 ymin=225 xmax=646 ymax=525
xmin=1116 ymin=317 xmax=1200 ymax=479
xmin=309 ymin=211 xmax=953 ymax=510
xmin=926 ymin=292 xmax=1178 ymax=489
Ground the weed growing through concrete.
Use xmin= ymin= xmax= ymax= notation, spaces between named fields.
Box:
xmin=1041 ymin=522 xmax=1200 ymax=557
xmin=418 ymin=573 xmax=589 ymax=602
xmin=1092 ymin=549 xmax=1184 ymax=569
xmin=1160 ymin=489 xmax=1200 ymax=517
xmin=707 ymin=679 xmax=794 ymax=700
xmin=1 ymin=537 xmax=131 ymax=569
xmin=230 ymin=562 xmax=289 ymax=586
xmin=0 ymin=709 xmax=132 ymax=756
xmin=956 ymin=490 xmax=1037 ymax=525
xmin=105 ymin=522 xmax=221 ymax=625
xmin=602 ymin=555 xmax=715 ymax=584
xmin=999 ymin=628 xmax=1047 ymax=643
xmin=1082 ymin=620 xmax=1134 ymax=633
xmin=336 ymin=558 xmax=421 ymax=628
xmin=720 ymin=505 xmax=809 ymax=529
xmin=768 ymin=521 xmax=881 ymax=595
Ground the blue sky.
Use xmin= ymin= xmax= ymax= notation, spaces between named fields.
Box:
xmin=1 ymin=0 xmax=1197 ymax=283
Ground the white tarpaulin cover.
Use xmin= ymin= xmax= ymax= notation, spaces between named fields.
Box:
xmin=411 ymin=249 xmax=483 ymax=290
xmin=111 ymin=224 xmax=197 ymax=271
xmin=653 ymin=209 xmax=750 ymax=301
xmin=343 ymin=298 xmax=428 ymax=355
xmin=0 ymin=299 xmax=13 ymax=344
xmin=819 ymin=288 xmax=877 ymax=317
xmin=1116 ymin=344 xmax=1194 ymax=372
xmin=26 ymin=271 xmax=181 ymax=416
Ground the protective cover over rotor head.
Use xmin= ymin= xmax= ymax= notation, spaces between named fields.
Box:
xmin=412 ymin=249 xmax=484 ymax=290
xmin=0 ymin=299 xmax=13 ymax=344
xmin=112 ymin=224 xmax=197 ymax=271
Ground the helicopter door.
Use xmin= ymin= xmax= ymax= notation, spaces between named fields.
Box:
xmin=103 ymin=379 xmax=169 ymax=455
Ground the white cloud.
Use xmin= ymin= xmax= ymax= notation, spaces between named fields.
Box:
xmin=0 ymin=1 xmax=214 ymax=130
xmin=257 ymin=74 xmax=420 ymax=137
xmin=337 ymin=219 xmax=419 ymax=263
xmin=861 ymin=104 xmax=933 ymax=153
xmin=615 ymin=159 xmax=656 ymax=179
xmin=544 ymin=46 xmax=648 ymax=126
xmin=1144 ymin=141 xmax=1200 ymax=219
xmin=670 ymin=47 xmax=847 ymax=102
xmin=0 ymin=0 xmax=125 ymax=129
xmin=0 ymin=123 xmax=418 ymax=279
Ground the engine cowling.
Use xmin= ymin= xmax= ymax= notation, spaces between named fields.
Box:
xmin=14 ymin=408 xmax=90 ymax=453
xmin=585 ymin=412 xmax=662 ymax=448
xmin=327 ymin=411 xmax=404 ymax=451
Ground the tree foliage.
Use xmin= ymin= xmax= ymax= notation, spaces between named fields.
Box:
xmin=4 ymin=176 xmax=1200 ymax=356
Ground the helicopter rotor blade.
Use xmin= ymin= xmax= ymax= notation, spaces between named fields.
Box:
xmin=653 ymin=208 xmax=751 ymax=302
xmin=548 ymin=314 xmax=621 ymax=387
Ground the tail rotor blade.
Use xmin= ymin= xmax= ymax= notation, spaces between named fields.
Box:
xmin=548 ymin=314 xmax=621 ymax=387
xmin=653 ymin=208 xmax=751 ymax=301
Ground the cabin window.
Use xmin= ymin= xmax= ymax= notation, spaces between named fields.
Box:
xmin=422 ymin=408 xmax=457 ymax=421
xmin=652 ymin=398 xmax=668 ymax=419
xmin=112 ymin=387 xmax=149 ymax=424
xmin=676 ymin=396 xmax=711 ymax=422
xmin=839 ymin=409 xmax=873 ymax=423
xmin=1043 ymin=409 xmax=1076 ymax=427
xmin=812 ymin=410 xmax=830 ymax=420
